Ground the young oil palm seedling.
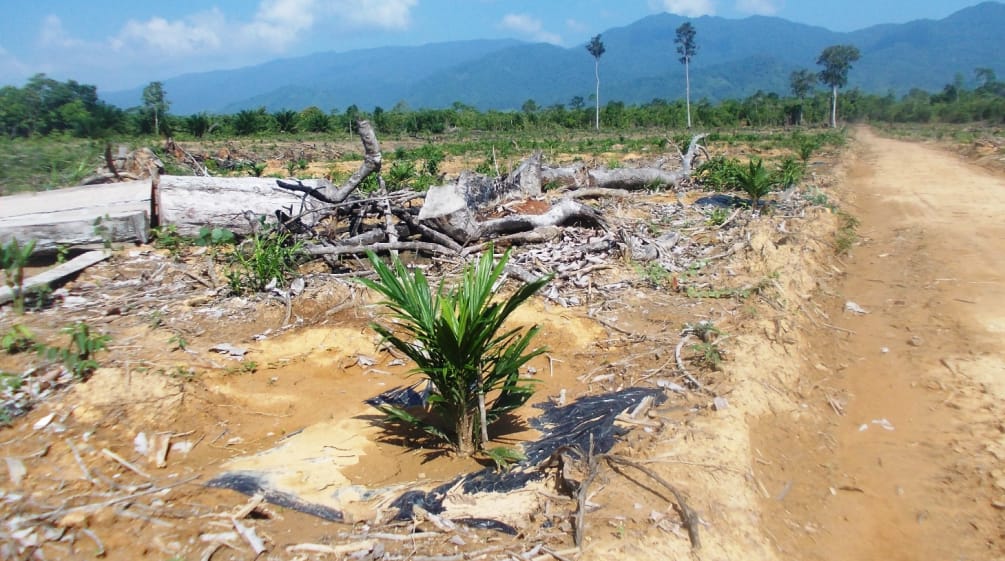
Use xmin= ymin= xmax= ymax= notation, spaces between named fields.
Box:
xmin=360 ymin=248 xmax=551 ymax=456
xmin=736 ymin=157 xmax=778 ymax=209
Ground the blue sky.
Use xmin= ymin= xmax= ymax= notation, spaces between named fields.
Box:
xmin=0 ymin=0 xmax=989 ymax=92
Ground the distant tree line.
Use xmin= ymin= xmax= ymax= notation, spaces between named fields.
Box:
xmin=1 ymin=70 xmax=1003 ymax=141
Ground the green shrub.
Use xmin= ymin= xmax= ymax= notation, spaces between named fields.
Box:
xmin=37 ymin=322 xmax=110 ymax=380
xmin=226 ymin=231 xmax=304 ymax=294
xmin=695 ymin=156 xmax=743 ymax=191
xmin=359 ymin=248 xmax=550 ymax=456
xmin=1 ymin=325 xmax=35 ymax=354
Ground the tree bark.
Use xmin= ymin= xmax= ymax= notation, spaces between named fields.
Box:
xmin=0 ymin=180 xmax=151 ymax=253
xmin=831 ymin=85 xmax=838 ymax=128
xmin=157 ymin=176 xmax=327 ymax=237
xmin=685 ymin=58 xmax=692 ymax=129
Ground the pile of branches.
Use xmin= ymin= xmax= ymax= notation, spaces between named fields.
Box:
xmin=270 ymin=120 xmax=708 ymax=266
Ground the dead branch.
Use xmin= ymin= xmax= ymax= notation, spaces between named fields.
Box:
xmin=322 ymin=119 xmax=382 ymax=203
xmin=604 ymin=455 xmax=701 ymax=549
xmin=305 ymin=241 xmax=459 ymax=258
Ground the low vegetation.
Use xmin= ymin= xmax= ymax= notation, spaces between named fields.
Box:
xmin=359 ymin=248 xmax=550 ymax=458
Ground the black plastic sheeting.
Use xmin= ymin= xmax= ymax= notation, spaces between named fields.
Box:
xmin=206 ymin=472 xmax=344 ymax=521
xmin=209 ymin=386 xmax=666 ymax=532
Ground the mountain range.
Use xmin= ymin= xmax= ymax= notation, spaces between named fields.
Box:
xmin=102 ymin=2 xmax=1005 ymax=115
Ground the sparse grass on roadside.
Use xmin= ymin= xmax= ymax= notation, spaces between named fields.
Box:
xmin=834 ymin=210 xmax=860 ymax=255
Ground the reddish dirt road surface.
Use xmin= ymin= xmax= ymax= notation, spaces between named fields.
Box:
xmin=756 ymin=127 xmax=1005 ymax=561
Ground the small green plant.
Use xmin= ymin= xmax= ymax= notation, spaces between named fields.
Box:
xmin=296 ymin=158 xmax=309 ymax=171
xmin=285 ymin=159 xmax=297 ymax=177
xmin=195 ymin=226 xmax=236 ymax=247
xmin=224 ymin=360 xmax=259 ymax=376
xmin=1 ymin=325 xmax=35 ymax=354
xmin=774 ymin=156 xmax=805 ymax=188
xmin=691 ymin=341 xmax=724 ymax=370
xmin=635 ymin=262 xmax=671 ymax=288
xmin=151 ymin=224 xmax=188 ymax=257
xmin=735 ymin=158 xmax=777 ymax=209
xmin=247 ymin=161 xmax=268 ymax=177
xmin=147 ymin=310 xmax=164 ymax=330
xmin=92 ymin=215 xmax=113 ymax=248
xmin=358 ymin=173 xmax=381 ymax=194
xmin=166 ymin=366 xmax=197 ymax=381
xmin=835 ymin=210 xmax=860 ymax=255
xmin=685 ymin=321 xmax=724 ymax=370
xmin=796 ymin=139 xmax=819 ymax=163
xmin=1 ymin=237 xmax=37 ymax=315
xmin=803 ymin=187 xmax=830 ymax=207
xmin=168 ymin=334 xmax=188 ymax=352
xmin=386 ymin=160 xmax=417 ymax=190
xmin=38 ymin=322 xmax=110 ymax=380
xmin=0 ymin=371 xmax=23 ymax=392
xmin=705 ymin=207 xmax=729 ymax=227
xmin=359 ymin=248 xmax=550 ymax=456
xmin=685 ymin=320 xmax=721 ymax=342
xmin=55 ymin=244 xmax=70 ymax=264
xmin=485 ymin=445 xmax=527 ymax=471
xmin=226 ymin=230 xmax=304 ymax=294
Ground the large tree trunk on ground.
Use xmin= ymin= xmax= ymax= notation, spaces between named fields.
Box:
xmin=541 ymin=133 xmax=706 ymax=192
xmin=157 ymin=176 xmax=328 ymax=237
xmin=0 ymin=180 xmax=152 ymax=253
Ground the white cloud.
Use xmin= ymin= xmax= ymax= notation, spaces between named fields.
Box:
xmin=499 ymin=13 xmax=562 ymax=44
xmin=27 ymin=0 xmax=420 ymax=89
xmin=326 ymin=0 xmax=417 ymax=29
xmin=650 ymin=0 xmax=717 ymax=17
xmin=116 ymin=10 xmax=225 ymax=55
xmin=735 ymin=0 xmax=780 ymax=15
xmin=39 ymin=15 xmax=84 ymax=49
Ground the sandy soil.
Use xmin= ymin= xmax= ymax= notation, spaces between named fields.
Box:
xmin=2 ymin=127 xmax=1002 ymax=560
xmin=753 ymin=127 xmax=1005 ymax=560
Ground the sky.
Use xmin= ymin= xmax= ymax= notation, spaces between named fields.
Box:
xmin=0 ymin=0 xmax=990 ymax=93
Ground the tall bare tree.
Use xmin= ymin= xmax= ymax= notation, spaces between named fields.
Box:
xmin=141 ymin=81 xmax=169 ymax=137
xmin=675 ymin=22 xmax=698 ymax=129
xmin=586 ymin=34 xmax=606 ymax=131
xmin=817 ymin=45 xmax=860 ymax=128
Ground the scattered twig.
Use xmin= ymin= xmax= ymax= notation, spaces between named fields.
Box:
xmin=80 ymin=528 xmax=106 ymax=557
xmin=358 ymin=531 xmax=441 ymax=541
xmin=66 ymin=438 xmax=98 ymax=484
xmin=231 ymin=517 xmax=266 ymax=555
xmin=673 ymin=333 xmax=704 ymax=390
xmin=101 ymin=447 xmax=151 ymax=479
xmin=287 ymin=541 xmax=377 ymax=555
xmin=604 ymin=455 xmax=701 ymax=549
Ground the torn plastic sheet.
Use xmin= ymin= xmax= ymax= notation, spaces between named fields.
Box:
xmin=208 ymin=386 xmax=666 ymax=531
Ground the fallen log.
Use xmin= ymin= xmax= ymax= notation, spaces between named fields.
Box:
xmin=0 ymin=180 xmax=152 ymax=253
xmin=0 ymin=250 xmax=111 ymax=306
xmin=541 ymin=133 xmax=707 ymax=192
xmin=157 ymin=176 xmax=327 ymax=237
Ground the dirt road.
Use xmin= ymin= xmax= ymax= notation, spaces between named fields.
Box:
xmin=756 ymin=128 xmax=1005 ymax=560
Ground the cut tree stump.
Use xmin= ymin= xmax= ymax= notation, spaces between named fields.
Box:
xmin=0 ymin=180 xmax=152 ymax=253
